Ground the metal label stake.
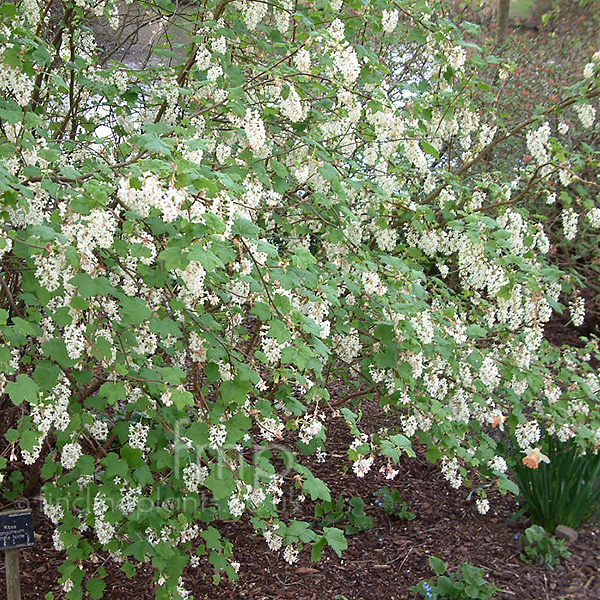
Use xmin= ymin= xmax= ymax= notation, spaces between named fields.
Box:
xmin=0 ymin=510 xmax=35 ymax=600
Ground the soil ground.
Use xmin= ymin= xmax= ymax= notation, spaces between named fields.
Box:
xmin=2 ymin=417 xmax=599 ymax=600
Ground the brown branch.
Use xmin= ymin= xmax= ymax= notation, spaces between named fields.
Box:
xmin=391 ymin=86 xmax=600 ymax=227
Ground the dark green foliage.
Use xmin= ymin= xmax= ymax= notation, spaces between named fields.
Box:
xmin=314 ymin=495 xmax=374 ymax=534
xmin=513 ymin=435 xmax=600 ymax=531
xmin=373 ymin=488 xmax=415 ymax=520
xmin=412 ymin=557 xmax=498 ymax=600
xmin=519 ymin=525 xmax=570 ymax=569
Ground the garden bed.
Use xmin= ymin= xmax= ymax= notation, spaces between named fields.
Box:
xmin=4 ymin=414 xmax=599 ymax=600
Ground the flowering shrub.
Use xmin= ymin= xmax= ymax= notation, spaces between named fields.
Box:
xmin=0 ymin=0 xmax=599 ymax=597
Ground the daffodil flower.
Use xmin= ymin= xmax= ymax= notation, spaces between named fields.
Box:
xmin=522 ymin=447 xmax=551 ymax=469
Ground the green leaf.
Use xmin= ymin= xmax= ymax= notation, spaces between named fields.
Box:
xmin=429 ymin=555 xmax=447 ymax=575
xmin=171 ymin=388 xmax=194 ymax=410
xmin=292 ymin=247 xmax=316 ymax=268
xmin=33 ymin=362 xmax=62 ymax=392
xmin=187 ymin=246 xmax=224 ymax=270
xmin=285 ymin=520 xmax=316 ymax=543
xmin=310 ymin=536 xmax=327 ymax=562
xmin=498 ymin=477 xmax=519 ymax=496
xmin=425 ymin=445 xmax=442 ymax=462
xmin=133 ymin=464 xmax=154 ymax=486
xmin=103 ymin=452 xmax=129 ymax=480
xmin=232 ymin=218 xmax=259 ymax=239
xmin=6 ymin=375 xmax=39 ymax=406
xmin=200 ymin=526 xmax=222 ymax=550
xmin=12 ymin=317 xmax=43 ymax=337
xmin=119 ymin=297 xmax=151 ymax=326
xmin=420 ymin=140 xmax=439 ymax=159
xmin=295 ymin=465 xmax=330 ymax=501
xmin=135 ymin=133 xmax=175 ymax=156
xmin=86 ymin=578 xmax=106 ymax=600
xmin=324 ymin=527 xmax=347 ymax=557
xmin=69 ymin=274 xmax=116 ymax=298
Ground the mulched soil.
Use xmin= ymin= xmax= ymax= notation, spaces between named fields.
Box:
xmin=2 ymin=397 xmax=599 ymax=600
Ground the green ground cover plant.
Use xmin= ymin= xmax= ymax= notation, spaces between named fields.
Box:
xmin=519 ymin=524 xmax=571 ymax=568
xmin=413 ymin=557 xmax=498 ymax=599
xmin=373 ymin=487 xmax=416 ymax=520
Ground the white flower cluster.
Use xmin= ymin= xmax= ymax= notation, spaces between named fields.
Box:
xmin=514 ymin=420 xmax=541 ymax=450
xmin=87 ymin=418 xmax=109 ymax=441
xmin=293 ymin=48 xmax=311 ymax=72
xmin=30 ymin=379 xmax=72 ymax=439
xmin=243 ymin=108 xmax=267 ymax=151
xmin=93 ymin=494 xmax=115 ymax=545
xmin=117 ymin=173 xmax=187 ymax=222
xmin=228 ymin=494 xmax=245 ymax=518
xmin=63 ymin=208 xmax=117 ymax=273
xmin=299 ymin=416 xmax=323 ymax=444
xmin=583 ymin=62 xmax=596 ymax=79
xmin=195 ymin=44 xmax=212 ymax=70
xmin=362 ymin=270 xmax=386 ymax=295
xmin=43 ymin=496 xmax=65 ymax=525
xmin=569 ymin=296 xmax=585 ymax=327
xmin=0 ymin=64 xmax=35 ymax=107
xmin=258 ymin=417 xmax=284 ymax=441
xmin=352 ymin=455 xmax=374 ymax=478
xmin=242 ymin=0 xmax=268 ymax=30
xmin=61 ymin=442 xmax=82 ymax=470
xmin=404 ymin=139 xmax=429 ymax=173
xmin=411 ymin=311 xmax=435 ymax=345
xmin=381 ymin=9 xmax=399 ymax=33
xmin=525 ymin=122 xmax=551 ymax=165
xmin=280 ymin=84 xmax=307 ymax=122
xmin=334 ymin=329 xmax=361 ymax=363
xmin=128 ymin=422 xmax=149 ymax=451
xmin=64 ymin=322 xmax=87 ymax=360
xmin=183 ymin=463 xmax=208 ymax=493
xmin=327 ymin=19 xmax=361 ymax=84
xmin=440 ymin=457 xmax=463 ymax=489
xmin=479 ymin=355 xmax=500 ymax=391
xmin=263 ymin=526 xmax=283 ymax=551
xmin=34 ymin=250 xmax=69 ymax=293
xmin=447 ymin=45 xmax=466 ymax=72
xmin=274 ymin=0 xmax=293 ymax=33
xmin=209 ymin=423 xmax=228 ymax=448
xmin=178 ymin=260 xmax=207 ymax=301
xmin=574 ymin=103 xmax=596 ymax=129
xmin=489 ymin=455 xmax=508 ymax=473
xmin=476 ymin=497 xmax=490 ymax=515
xmin=587 ymin=207 xmax=600 ymax=228
xmin=562 ymin=207 xmax=579 ymax=241
xmin=283 ymin=544 xmax=299 ymax=564
xmin=261 ymin=332 xmax=288 ymax=365
xmin=119 ymin=486 xmax=141 ymax=515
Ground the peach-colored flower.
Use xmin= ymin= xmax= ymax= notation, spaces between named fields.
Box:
xmin=492 ymin=415 xmax=507 ymax=430
xmin=522 ymin=447 xmax=550 ymax=469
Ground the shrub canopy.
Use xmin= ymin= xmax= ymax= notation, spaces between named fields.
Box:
xmin=0 ymin=0 xmax=598 ymax=597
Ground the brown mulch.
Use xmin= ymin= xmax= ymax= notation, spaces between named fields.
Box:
xmin=2 ymin=408 xmax=599 ymax=600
